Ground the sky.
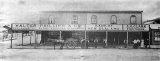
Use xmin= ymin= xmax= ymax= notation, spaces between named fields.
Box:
xmin=0 ymin=0 xmax=160 ymax=24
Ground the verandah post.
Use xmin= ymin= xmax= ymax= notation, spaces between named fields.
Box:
xmin=105 ymin=31 xmax=108 ymax=48
xmin=10 ymin=24 xmax=13 ymax=48
xmin=60 ymin=31 xmax=61 ymax=40
xmin=30 ymin=31 xmax=32 ymax=45
xmin=22 ymin=31 xmax=23 ymax=46
xmin=149 ymin=32 xmax=151 ymax=48
xmin=59 ymin=31 xmax=62 ymax=49
xmin=34 ymin=31 xmax=37 ymax=49
xmin=85 ymin=31 xmax=87 ymax=49
xmin=127 ymin=32 xmax=129 ymax=48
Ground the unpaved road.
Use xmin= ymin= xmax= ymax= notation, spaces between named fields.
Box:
xmin=0 ymin=41 xmax=160 ymax=61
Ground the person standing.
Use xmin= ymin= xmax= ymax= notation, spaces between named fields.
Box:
xmin=144 ymin=39 xmax=149 ymax=48
xmin=140 ymin=39 xmax=144 ymax=48
xmin=137 ymin=39 xmax=140 ymax=47
xmin=124 ymin=39 xmax=127 ymax=48
xmin=94 ymin=37 xmax=98 ymax=48
xmin=103 ymin=39 xmax=107 ymax=48
xmin=113 ymin=38 xmax=116 ymax=48
xmin=60 ymin=39 xmax=65 ymax=50
xmin=86 ymin=39 xmax=89 ymax=49
xmin=133 ymin=39 xmax=138 ymax=49
xmin=80 ymin=38 xmax=85 ymax=49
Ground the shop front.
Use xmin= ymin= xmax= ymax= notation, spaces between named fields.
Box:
xmin=150 ymin=24 xmax=160 ymax=45
xmin=123 ymin=25 xmax=149 ymax=48
xmin=86 ymin=24 xmax=124 ymax=48
xmin=108 ymin=32 xmax=127 ymax=48
xmin=11 ymin=24 xmax=86 ymax=49
xmin=39 ymin=24 xmax=86 ymax=49
xmin=11 ymin=23 xmax=149 ymax=49
xmin=41 ymin=31 xmax=85 ymax=47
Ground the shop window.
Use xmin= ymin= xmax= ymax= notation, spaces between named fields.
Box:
xmin=110 ymin=15 xmax=117 ymax=24
xmin=48 ymin=15 xmax=55 ymax=24
xmin=154 ymin=32 xmax=160 ymax=41
xmin=72 ymin=15 xmax=78 ymax=24
xmin=91 ymin=15 xmax=97 ymax=24
xmin=130 ymin=15 xmax=137 ymax=24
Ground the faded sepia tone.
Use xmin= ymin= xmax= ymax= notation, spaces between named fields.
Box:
xmin=0 ymin=0 xmax=160 ymax=61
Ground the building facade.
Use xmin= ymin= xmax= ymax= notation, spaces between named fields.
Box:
xmin=40 ymin=11 xmax=142 ymax=25
xmin=11 ymin=11 xmax=160 ymax=49
xmin=37 ymin=11 xmax=149 ymax=48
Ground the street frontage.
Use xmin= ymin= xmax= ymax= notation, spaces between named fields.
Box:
xmin=0 ymin=40 xmax=160 ymax=61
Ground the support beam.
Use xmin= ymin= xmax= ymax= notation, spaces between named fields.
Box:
xmin=149 ymin=32 xmax=151 ymax=48
xmin=30 ymin=31 xmax=32 ymax=45
xmin=127 ymin=32 xmax=129 ymax=48
xmin=10 ymin=24 xmax=13 ymax=48
xmin=22 ymin=31 xmax=23 ymax=46
xmin=34 ymin=31 xmax=37 ymax=49
xmin=37 ymin=32 xmax=38 ymax=42
xmin=17 ymin=31 xmax=18 ymax=36
xmin=141 ymin=32 xmax=142 ymax=43
xmin=60 ymin=31 xmax=62 ymax=40
xmin=85 ymin=31 xmax=87 ymax=49
xmin=105 ymin=31 xmax=108 ymax=47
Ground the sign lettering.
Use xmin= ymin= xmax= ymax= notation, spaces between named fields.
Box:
xmin=86 ymin=25 xmax=122 ymax=31
xmin=12 ymin=24 xmax=85 ymax=31
xmin=12 ymin=24 xmax=149 ymax=31
xmin=123 ymin=25 xmax=149 ymax=31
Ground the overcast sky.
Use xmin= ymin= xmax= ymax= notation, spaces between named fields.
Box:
xmin=0 ymin=0 xmax=160 ymax=24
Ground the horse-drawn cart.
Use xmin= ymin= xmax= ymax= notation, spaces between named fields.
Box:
xmin=65 ymin=38 xmax=78 ymax=49
xmin=45 ymin=38 xmax=78 ymax=49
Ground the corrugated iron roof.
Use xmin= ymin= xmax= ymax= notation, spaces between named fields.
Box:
xmin=41 ymin=11 xmax=143 ymax=13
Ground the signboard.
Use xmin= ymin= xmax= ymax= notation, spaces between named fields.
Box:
xmin=12 ymin=23 xmax=36 ymax=30
xmin=86 ymin=24 xmax=122 ymax=31
xmin=123 ymin=25 xmax=149 ymax=31
xmin=12 ymin=24 xmax=85 ymax=31
xmin=150 ymin=24 xmax=160 ymax=29
xmin=12 ymin=23 xmax=149 ymax=31
xmin=36 ymin=24 xmax=85 ymax=31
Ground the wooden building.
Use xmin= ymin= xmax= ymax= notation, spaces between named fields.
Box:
xmin=11 ymin=11 xmax=150 ymax=48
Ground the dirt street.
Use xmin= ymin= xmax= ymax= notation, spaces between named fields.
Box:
xmin=0 ymin=41 xmax=160 ymax=61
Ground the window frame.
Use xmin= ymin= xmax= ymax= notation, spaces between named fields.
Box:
xmin=48 ymin=15 xmax=55 ymax=24
xmin=110 ymin=15 xmax=117 ymax=24
xmin=91 ymin=15 xmax=97 ymax=24
xmin=154 ymin=31 xmax=160 ymax=42
xmin=130 ymin=15 xmax=137 ymax=24
xmin=72 ymin=15 xmax=78 ymax=24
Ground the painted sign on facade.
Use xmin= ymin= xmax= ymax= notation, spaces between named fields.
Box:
xmin=12 ymin=23 xmax=36 ymax=30
xmin=150 ymin=24 xmax=160 ymax=29
xmin=86 ymin=24 xmax=123 ymax=31
xmin=36 ymin=24 xmax=85 ymax=31
xmin=123 ymin=25 xmax=149 ymax=31
xmin=12 ymin=24 xmax=149 ymax=31
xmin=12 ymin=24 xmax=85 ymax=31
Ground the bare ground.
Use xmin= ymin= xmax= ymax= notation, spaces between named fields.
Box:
xmin=0 ymin=34 xmax=160 ymax=61
xmin=0 ymin=41 xmax=160 ymax=61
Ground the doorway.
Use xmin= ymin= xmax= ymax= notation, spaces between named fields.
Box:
xmin=108 ymin=32 xmax=127 ymax=48
xmin=87 ymin=32 xmax=106 ymax=48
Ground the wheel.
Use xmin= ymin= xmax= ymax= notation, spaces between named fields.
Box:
xmin=65 ymin=41 xmax=77 ymax=49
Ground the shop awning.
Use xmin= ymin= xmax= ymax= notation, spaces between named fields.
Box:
xmin=150 ymin=24 xmax=160 ymax=29
xmin=11 ymin=23 xmax=149 ymax=31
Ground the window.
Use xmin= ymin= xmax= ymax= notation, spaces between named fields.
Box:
xmin=48 ymin=15 xmax=55 ymax=24
xmin=110 ymin=15 xmax=117 ymax=24
xmin=72 ymin=15 xmax=78 ymax=24
xmin=130 ymin=15 xmax=137 ymax=24
xmin=91 ymin=15 xmax=97 ymax=24
xmin=154 ymin=32 xmax=160 ymax=41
